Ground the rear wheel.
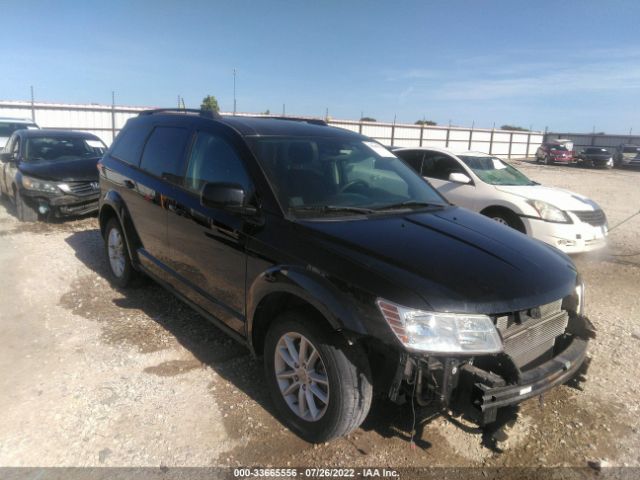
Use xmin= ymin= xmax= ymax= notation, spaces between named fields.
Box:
xmin=264 ymin=310 xmax=372 ymax=442
xmin=15 ymin=189 xmax=38 ymax=222
xmin=104 ymin=217 xmax=136 ymax=288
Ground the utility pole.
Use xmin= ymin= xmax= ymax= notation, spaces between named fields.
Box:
xmin=30 ymin=86 xmax=35 ymax=122
xmin=325 ymin=107 xmax=328 ymax=120
xmin=282 ymin=104 xmax=285 ymax=116
xmin=233 ymin=68 xmax=237 ymax=115
xmin=111 ymin=91 xmax=116 ymax=142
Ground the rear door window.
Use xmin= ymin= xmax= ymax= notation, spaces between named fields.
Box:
xmin=140 ymin=126 xmax=191 ymax=183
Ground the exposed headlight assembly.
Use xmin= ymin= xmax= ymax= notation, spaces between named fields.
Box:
xmin=21 ymin=175 xmax=60 ymax=194
xmin=377 ymin=299 xmax=503 ymax=354
xmin=528 ymin=199 xmax=571 ymax=223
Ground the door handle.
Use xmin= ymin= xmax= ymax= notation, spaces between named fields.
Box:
xmin=123 ymin=180 xmax=135 ymax=189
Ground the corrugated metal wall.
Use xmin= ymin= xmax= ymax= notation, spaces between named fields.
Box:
xmin=0 ymin=100 xmax=544 ymax=158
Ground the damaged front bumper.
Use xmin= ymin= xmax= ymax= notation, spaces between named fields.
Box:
xmin=460 ymin=336 xmax=589 ymax=424
xmin=20 ymin=189 xmax=99 ymax=217
xmin=388 ymin=314 xmax=595 ymax=426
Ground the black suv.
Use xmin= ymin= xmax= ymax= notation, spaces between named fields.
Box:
xmin=98 ymin=109 xmax=593 ymax=442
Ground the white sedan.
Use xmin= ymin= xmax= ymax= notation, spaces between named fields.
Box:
xmin=394 ymin=147 xmax=607 ymax=254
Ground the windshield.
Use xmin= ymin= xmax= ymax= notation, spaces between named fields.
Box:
xmin=622 ymin=146 xmax=640 ymax=153
xmin=24 ymin=136 xmax=106 ymax=162
xmin=550 ymin=145 xmax=568 ymax=151
xmin=457 ymin=155 xmax=534 ymax=186
xmin=585 ymin=148 xmax=609 ymax=154
xmin=249 ymin=136 xmax=446 ymax=217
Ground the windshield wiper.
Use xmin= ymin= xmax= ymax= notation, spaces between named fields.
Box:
xmin=374 ymin=200 xmax=444 ymax=211
xmin=291 ymin=205 xmax=377 ymax=214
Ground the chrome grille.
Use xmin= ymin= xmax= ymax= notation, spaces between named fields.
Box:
xmin=66 ymin=181 xmax=99 ymax=196
xmin=571 ymin=209 xmax=606 ymax=227
xmin=495 ymin=299 xmax=568 ymax=368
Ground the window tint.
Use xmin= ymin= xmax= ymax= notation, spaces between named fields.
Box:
xmin=140 ymin=126 xmax=190 ymax=182
xmin=184 ymin=131 xmax=251 ymax=192
xmin=396 ymin=150 xmax=424 ymax=173
xmin=110 ymin=121 xmax=152 ymax=166
xmin=421 ymin=153 xmax=465 ymax=181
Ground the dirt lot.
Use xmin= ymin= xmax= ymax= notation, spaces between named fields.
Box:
xmin=0 ymin=160 xmax=639 ymax=469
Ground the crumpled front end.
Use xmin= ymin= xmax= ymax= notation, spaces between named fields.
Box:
xmin=387 ymin=293 xmax=595 ymax=426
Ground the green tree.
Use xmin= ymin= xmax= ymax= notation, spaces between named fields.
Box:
xmin=415 ymin=120 xmax=437 ymax=126
xmin=360 ymin=116 xmax=376 ymax=122
xmin=262 ymin=109 xmax=271 ymax=115
xmin=200 ymin=95 xmax=220 ymax=113
xmin=500 ymin=124 xmax=529 ymax=131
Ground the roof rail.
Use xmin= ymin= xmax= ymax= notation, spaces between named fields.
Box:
xmin=254 ymin=116 xmax=328 ymax=126
xmin=138 ymin=108 xmax=221 ymax=119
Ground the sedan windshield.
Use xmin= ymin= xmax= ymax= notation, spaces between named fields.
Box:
xmin=457 ymin=155 xmax=535 ymax=186
xmin=25 ymin=136 xmax=106 ymax=162
xmin=249 ymin=136 xmax=446 ymax=216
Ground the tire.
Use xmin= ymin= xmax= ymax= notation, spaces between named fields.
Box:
xmin=15 ymin=189 xmax=38 ymax=222
xmin=485 ymin=209 xmax=526 ymax=234
xmin=264 ymin=310 xmax=373 ymax=443
xmin=604 ymin=158 xmax=614 ymax=169
xmin=544 ymin=155 xmax=551 ymax=165
xmin=104 ymin=217 xmax=136 ymax=288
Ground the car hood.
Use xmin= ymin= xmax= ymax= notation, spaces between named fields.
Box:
xmin=494 ymin=185 xmax=599 ymax=211
xmin=18 ymin=157 xmax=100 ymax=182
xmin=299 ymin=207 xmax=578 ymax=314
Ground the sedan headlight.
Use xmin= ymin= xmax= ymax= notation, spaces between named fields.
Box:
xmin=21 ymin=175 xmax=60 ymax=193
xmin=376 ymin=299 xmax=503 ymax=354
xmin=528 ymin=199 xmax=571 ymax=223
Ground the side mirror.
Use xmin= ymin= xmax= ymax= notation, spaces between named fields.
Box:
xmin=0 ymin=152 xmax=16 ymax=163
xmin=448 ymin=172 xmax=471 ymax=184
xmin=200 ymin=182 xmax=256 ymax=215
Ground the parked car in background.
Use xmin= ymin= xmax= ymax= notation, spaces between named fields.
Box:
xmin=0 ymin=129 xmax=106 ymax=221
xmin=535 ymin=141 xmax=574 ymax=165
xmin=394 ymin=147 xmax=607 ymax=253
xmin=615 ymin=144 xmax=640 ymax=167
xmin=98 ymin=109 xmax=592 ymax=442
xmin=0 ymin=117 xmax=39 ymax=148
xmin=575 ymin=147 xmax=614 ymax=169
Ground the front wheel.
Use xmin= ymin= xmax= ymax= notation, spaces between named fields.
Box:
xmin=485 ymin=209 xmax=526 ymax=234
xmin=264 ymin=310 xmax=372 ymax=443
xmin=544 ymin=155 xmax=551 ymax=165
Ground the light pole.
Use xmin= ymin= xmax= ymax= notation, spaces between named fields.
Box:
xmin=233 ymin=68 xmax=237 ymax=115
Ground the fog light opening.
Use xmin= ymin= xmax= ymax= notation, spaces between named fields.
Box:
xmin=37 ymin=202 xmax=50 ymax=215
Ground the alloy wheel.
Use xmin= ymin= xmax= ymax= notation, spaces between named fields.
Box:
xmin=107 ymin=227 xmax=126 ymax=278
xmin=274 ymin=332 xmax=330 ymax=422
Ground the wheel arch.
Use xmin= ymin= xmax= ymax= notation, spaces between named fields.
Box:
xmin=247 ymin=266 xmax=369 ymax=357
xmin=480 ymin=204 xmax=527 ymax=234
xmin=99 ymin=190 xmax=143 ymax=265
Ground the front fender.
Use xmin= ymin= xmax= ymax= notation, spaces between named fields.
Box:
xmin=99 ymin=190 xmax=142 ymax=265
xmin=246 ymin=265 xmax=371 ymax=348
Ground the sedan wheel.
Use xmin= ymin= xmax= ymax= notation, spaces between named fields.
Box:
xmin=108 ymin=227 xmax=126 ymax=279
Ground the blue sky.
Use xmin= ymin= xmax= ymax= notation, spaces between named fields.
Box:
xmin=1 ymin=0 xmax=639 ymax=133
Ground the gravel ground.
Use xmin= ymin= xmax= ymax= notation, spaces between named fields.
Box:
xmin=0 ymin=159 xmax=639 ymax=469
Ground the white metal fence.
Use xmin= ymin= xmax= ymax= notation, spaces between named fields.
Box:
xmin=0 ymin=100 xmax=544 ymax=158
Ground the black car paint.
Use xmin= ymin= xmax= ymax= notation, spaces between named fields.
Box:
xmin=576 ymin=148 xmax=612 ymax=167
xmin=99 ymin=113 xmax=589 ymax=425
xmin=0 ymin=129 xmax=103 ymax=216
